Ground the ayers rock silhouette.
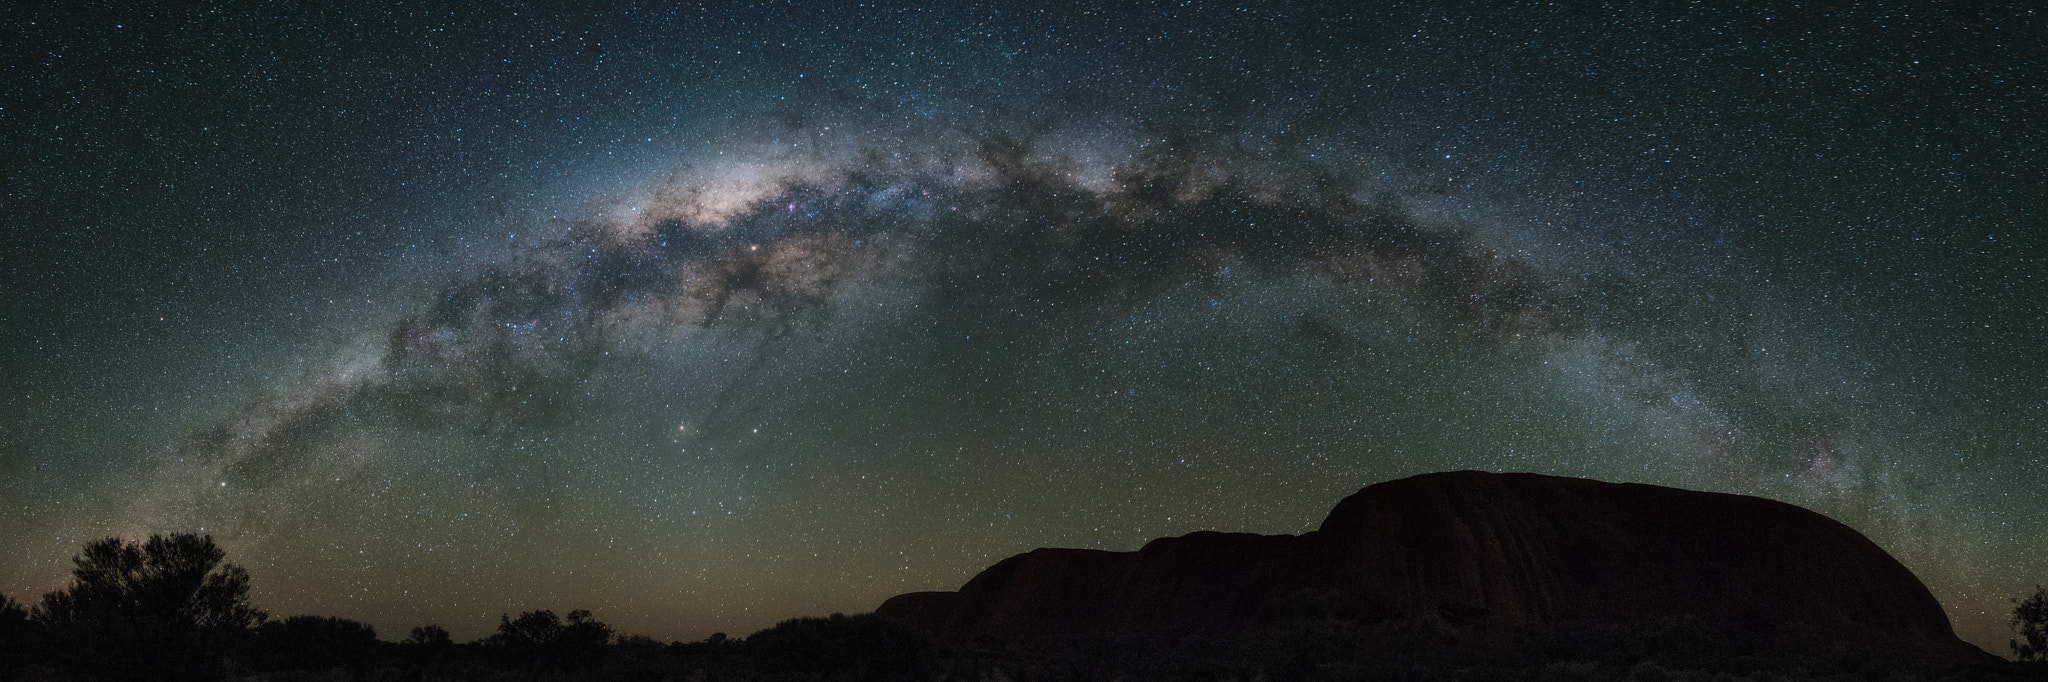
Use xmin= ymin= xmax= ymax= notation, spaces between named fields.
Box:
xmin=879 ymin=471 xmax=1991 ymax=664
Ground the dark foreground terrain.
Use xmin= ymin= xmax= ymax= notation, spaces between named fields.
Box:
xmin=5 ymin=609 xmax=2043 ymax=681
xmin=5 ymin=472 xmax=2042 ymax=680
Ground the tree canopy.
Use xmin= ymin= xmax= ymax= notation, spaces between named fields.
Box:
xmin=31 ymin=533 xmax=265 ymax=678
xmin=35 ymin=533 xmax=265 ymax=633
xmin=489 ymin=608 xmax=615 ymax=660
xmin=2016 ymin=585 xmax=2048 ymax=662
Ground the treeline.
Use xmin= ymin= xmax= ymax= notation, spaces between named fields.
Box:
xmin=0 ymin=533 xmax=936 ymax=681
xmin=4 ymin=602 xmax=933 ymax=681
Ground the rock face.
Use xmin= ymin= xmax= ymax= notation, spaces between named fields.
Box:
xmin=879 ymin=471 xmax=1990 ymax=664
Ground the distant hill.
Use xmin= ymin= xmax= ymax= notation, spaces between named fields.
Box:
xmin=880 ymin=471 xmax=1994 ymax=668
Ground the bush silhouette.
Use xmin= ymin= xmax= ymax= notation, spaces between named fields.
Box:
xmin=31 ymin=533 xmax=266 ymax=679
xmin=489 ymin=608 xmax=613 ymax=663
xmin=559 ymin=609 xmax=614 ymax=650
xmin=252 ymin=615 xmax=381 ymax=671
xmin=0 ymin=592 xmax=26 ymax=624
xmin=0 ymin=592 xmax=34 ymax=664
xmin=404 ymin=623 xmax=455 ymax=647
xmin=2016 ymin=585 xmax=2048 ymax=662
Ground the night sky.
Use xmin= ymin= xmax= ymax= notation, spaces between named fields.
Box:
xmin=3 ymin=1 xmax=2042 ymax=653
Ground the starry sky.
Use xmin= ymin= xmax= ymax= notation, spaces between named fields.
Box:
xmin=2 ymin=0 xmax=2042 ymax=652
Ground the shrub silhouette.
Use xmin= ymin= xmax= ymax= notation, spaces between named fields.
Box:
xmin=2016 ymin=585 xmax=2048 ymax=662
xmin=404 ymin=623 xmax=455 ymax=647
xmin=252 ymin=615 xmax=381 ymax=671
xmin=489 ymin=608 xmax=613 ymax=663
xmin=396 ymin=624 xmax=457 ymax=668
xmin=31 ymin=533 xmax=266 ymax=680
xmin=558 ymin=609 xmax=615 ymax=650
xmin=0 ymin=592 xmax=34 ymax=665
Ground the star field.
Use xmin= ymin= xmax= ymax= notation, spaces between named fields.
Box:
xmin=2 ymin=1 xmax=2042 ymax=653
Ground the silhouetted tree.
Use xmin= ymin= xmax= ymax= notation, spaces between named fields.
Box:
xmin=616 ymin=632 xmax=664 ymax=653
xmin=252 ymin=615 xmax=381 ymax=672
xmin=492 ymin=609 xmax=561 ymax=652
xmin=561 ymin=608 xmax=615 ymax=649
xmin=2016 ymin=585 xmax=2048 ymax=662
xmin=489 ymin=608 xmax=613 ymax=663
xmin=0 ymin=592 xmax=35 ymax=668
xmin=0 ymin=592 xmax=25 ymax=624
xmin=398 ymin=624 xmax=458 ymax=668
xmin=404 ymin=624 xmax=455 ymax=647
xmin=32 ymin=533 xmax=266 ymax=680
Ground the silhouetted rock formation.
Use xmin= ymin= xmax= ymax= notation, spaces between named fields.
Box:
xmin=880 ymin=471 xmax=1992 ymax=666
